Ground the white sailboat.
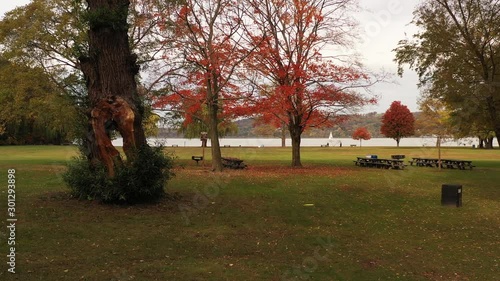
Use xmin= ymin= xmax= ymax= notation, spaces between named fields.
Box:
xmin=328 ymin=132 xmax=334 ymax=145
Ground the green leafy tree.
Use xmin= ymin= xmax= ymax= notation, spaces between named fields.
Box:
xmin=0 ymin=0 xmax=177 ymax=136
xmin=0 ymin=0 xmax=176 ymax=85
xmin=0 ymin=58 xmax=78 ymax=144
xmin=415 ymin=93 xmax=453 ymax=139
xmin=0 ymin=0 xmax=87 ymax=86
xmin=394 ymin=0 xmax=500 ymax=147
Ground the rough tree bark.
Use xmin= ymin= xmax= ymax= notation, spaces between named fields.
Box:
xmin=79 ymin=0 xmax=147 ymax=176
xmin=289 ymin=120 xmax=303 ymax=167
xmin=288 ymin=90 xmax=304 ymax=167
xmin=281 ymin=123 xmax=286 ymax=148
xmin=486 ymin=95 xmax=500 ymax=149
xmin=207 ymin=80 xmax=223 ymax=172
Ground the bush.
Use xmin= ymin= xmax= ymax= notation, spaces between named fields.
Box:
xmin=63 ymin=146 xmax=175 ymax=204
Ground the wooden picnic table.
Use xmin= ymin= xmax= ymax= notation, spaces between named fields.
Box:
xmin=409 ymin=158 xmax=474 ymax=170
xmin=354 ymin=157 xmax=406 ymax=170
xmin=409 ymin=157 xmax=437 ymax=167
xmin=221 ymin=157 xmax=247 ymax=169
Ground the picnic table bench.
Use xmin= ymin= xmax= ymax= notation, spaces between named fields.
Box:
xmin=221 ymin=157 xmax=247 ymax=169
xmin=354 ymin=157 xmax=406 ymax=170
xmin=409 ymin=158 xmax=474 ymax=170
xmin=391 ymin=154 xmax=405 ymax=159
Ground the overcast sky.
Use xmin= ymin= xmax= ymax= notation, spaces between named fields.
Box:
xmin=1 ymin=0 xmax=422 ymax=113
xmin=354 ymin=0 xmax=422 ymax=113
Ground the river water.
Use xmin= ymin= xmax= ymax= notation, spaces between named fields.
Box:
xmin=113 ymin=137 xmax=478 ymax=147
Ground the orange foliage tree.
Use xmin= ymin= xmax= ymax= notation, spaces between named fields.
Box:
xmin=243 ymin=0 xmax=376 ymax=167
xmin=381 ymin=101 xmax=415 ymax=147
xmin=352 ymin=127 xmax=371 ymax=147
xmin=152 ymin=0 xmax=255 ymax=171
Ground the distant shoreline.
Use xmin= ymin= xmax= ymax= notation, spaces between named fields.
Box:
xmin=114 ymin=137 xmax=478 ymax=148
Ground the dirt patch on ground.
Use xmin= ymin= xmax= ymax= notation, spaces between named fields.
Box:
xmin=176 ymin=165 xmax=356 ymax=179
xmin=248 ymin=165 xmax=354 ymax=176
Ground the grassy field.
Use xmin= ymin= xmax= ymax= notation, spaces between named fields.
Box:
xmin=0 ymin=145 xmax=499 ymax=281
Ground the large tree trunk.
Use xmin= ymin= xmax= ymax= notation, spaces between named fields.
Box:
xmin=207 ymin=80 xmax=223 ymax=172
xmin=493 ymin=127 xmax=500 ymax=149
xmin=281 ymin=122 xmax=286 ymax=148
xmin=289 ymin=122 xmax=302 ymax=167
xmin=486 ymin=136 xmax=494 ymax=149
xmin=486 ymin=93 xmax=500 ymax=149
xmin=209 ymin=105 xmax=223 ymax=172
xmin=79 ymin=0 xmax=147 ymax=176
xmin=437 ymin=135 xmax=442 ymax=170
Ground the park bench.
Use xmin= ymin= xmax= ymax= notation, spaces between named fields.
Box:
xmin=221 ymin=157 xmax=247 ymax=169
xmin=191 ymin=156 xmax=203 ymax=165
xmin=391 ymin=154 xmax=405 ymax=159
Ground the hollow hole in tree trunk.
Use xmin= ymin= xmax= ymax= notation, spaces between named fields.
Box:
xmin=106 ymin=128 xmax=127 ymax=161
xmin=103 ymin=124 xmax=128 ymax=161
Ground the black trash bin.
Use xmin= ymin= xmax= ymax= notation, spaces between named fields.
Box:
xmin=441 ymin=184 xmax=462 ymax=207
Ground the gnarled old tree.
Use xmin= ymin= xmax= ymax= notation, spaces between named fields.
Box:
xmin=0 ymin=0 xmax=174 ymax=202
xmin=79 ymin=0 xmax=147 ymax=176
xmin=0 ymin=0 xmax=174 ymax=175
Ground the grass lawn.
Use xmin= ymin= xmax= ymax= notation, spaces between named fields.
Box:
xmin=0 ymin=145 xmax=499 ymax=281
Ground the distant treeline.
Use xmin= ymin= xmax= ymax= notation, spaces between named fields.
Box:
xmin=158 ymin=112 xmax=421 ymax=139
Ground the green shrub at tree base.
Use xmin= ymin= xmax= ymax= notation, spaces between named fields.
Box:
xmin=63 ymin=146 xmax=175 ymax=204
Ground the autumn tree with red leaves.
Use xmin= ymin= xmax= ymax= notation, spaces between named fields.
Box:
xmin=153 ymin=0 xmax=255 ymax=171
xmin=244 ymin=0 xmax=376 ymax=167
xmin=381 ymin=101 xmax=415 ymax=147
xmin=352 ymin=127 xmax=371 ymax=147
